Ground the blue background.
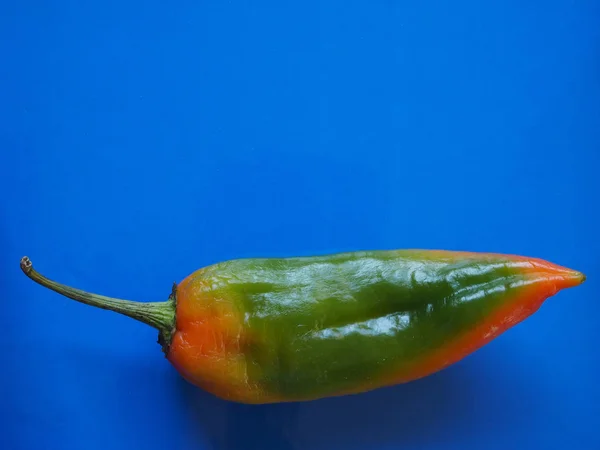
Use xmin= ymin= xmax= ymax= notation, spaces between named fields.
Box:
xmin=2 ymin=1 xmax=599 ymax=449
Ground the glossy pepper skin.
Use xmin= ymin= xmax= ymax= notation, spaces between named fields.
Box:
xmin=21 ymin=249 xmax=585 ymax=404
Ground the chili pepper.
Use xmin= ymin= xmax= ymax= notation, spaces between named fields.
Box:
xmin=20 ymin=249 xmax=585 ymax=404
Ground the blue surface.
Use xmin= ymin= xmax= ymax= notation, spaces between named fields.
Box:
xmin=2 ymin=1 xmax=599 ymax=449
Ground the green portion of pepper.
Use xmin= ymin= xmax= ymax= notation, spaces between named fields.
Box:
xmin=193 ymin=250 xmax=546 ymax=399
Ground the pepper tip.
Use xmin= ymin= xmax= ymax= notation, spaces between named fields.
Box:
xmin=557 ymin=268 xmax=586 ymax=289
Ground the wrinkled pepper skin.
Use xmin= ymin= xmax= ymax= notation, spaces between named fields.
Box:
xmin=21 ymin=249 xmax=585 ymax=404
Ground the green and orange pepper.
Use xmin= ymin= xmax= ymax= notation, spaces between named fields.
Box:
xmin=20 ymin=249 xmax=585 ymax=404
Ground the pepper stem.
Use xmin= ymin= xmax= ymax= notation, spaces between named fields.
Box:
xmin=20 ymin=256 xmax=176 ymax=353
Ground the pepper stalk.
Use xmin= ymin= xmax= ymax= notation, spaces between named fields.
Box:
xmin=20 ymin=256 xmax=176 ymax=353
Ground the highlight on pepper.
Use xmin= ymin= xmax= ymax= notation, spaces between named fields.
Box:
xmin=20 ymin=249 xmax=585 ymax=404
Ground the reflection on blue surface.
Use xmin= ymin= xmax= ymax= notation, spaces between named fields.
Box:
xmin=1 ymin=1 xmax=598 ymax=449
